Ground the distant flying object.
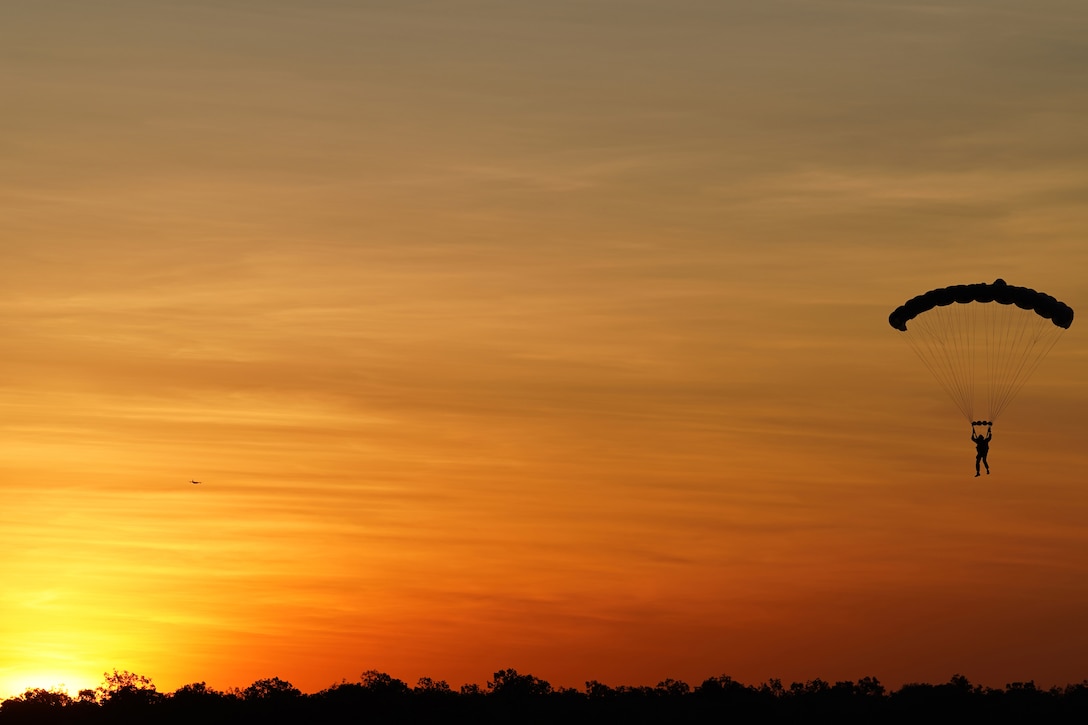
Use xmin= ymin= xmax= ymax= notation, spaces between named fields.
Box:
xmin=190 ymin=480 xmax=201 ymax=485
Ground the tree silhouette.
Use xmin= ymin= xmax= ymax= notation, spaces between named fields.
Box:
xmin=487 ymin=668 xmax=552 ymax=697
xmin=98 ymin=669 xmax=160 ymax=706
xmin=359 ymin=670 xmax=410 ymax=696
xmin=4 ymin=668 xmax=1088 ymax=722
xmin=243 ymin=677 xmax=301 ymax=701
xmin=415 ymin=677 xmax=451 ymax=692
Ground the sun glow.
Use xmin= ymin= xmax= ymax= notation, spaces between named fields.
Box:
xmin=0 ymin=669 xmax=97 ymax=701
xmin=0 ymin=619 xmax=120 ymax=700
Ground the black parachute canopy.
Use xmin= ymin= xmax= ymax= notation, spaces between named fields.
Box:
xmin=888 ymin=279 xmax=1074 ymax=332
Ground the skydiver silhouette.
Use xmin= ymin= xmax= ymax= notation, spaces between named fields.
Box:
xmin=971 ymin=425 xmax=992 ymax=477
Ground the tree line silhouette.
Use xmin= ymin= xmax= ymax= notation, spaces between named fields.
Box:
xmin=4 ymin=668 xmax=1088 ymax=723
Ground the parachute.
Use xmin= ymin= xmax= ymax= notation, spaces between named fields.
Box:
xmin=888 ymin=279 xmax=1073 ymax=423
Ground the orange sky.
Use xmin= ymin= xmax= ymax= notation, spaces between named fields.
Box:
xmin=3 ymin=0 xmax=1088 ymax=698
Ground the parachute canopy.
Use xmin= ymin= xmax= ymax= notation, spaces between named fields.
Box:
xmin=888 ymin=279 xmax=1073 ymax=422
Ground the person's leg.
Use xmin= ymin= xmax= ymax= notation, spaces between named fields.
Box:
xmin=976 ymin=454 xmax=982 ymax=477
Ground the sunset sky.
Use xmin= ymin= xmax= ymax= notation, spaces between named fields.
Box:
xmin=3 ymin=0 xmax=1088 ymax=698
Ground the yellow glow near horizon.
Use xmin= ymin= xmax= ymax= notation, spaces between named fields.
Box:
xmin=0 ymin=662 xmax=99 ymax=700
